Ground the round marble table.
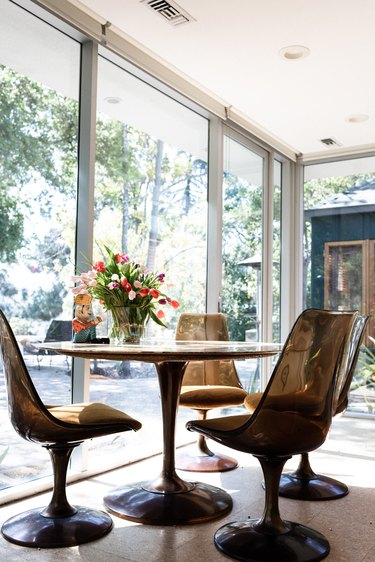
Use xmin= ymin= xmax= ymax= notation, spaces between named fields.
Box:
xmin=39 ymin=340 xmax=281 ymax=525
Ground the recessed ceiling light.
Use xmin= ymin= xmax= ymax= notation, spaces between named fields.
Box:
xmin=346 ymin=114 xmax=369 ymax=123
xmin=279 ymin=45 xmax=310 ymax=60
xmin=104 ymin=96 xmax=122 ymax=104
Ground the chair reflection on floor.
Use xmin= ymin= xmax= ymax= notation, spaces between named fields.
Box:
xmin=0 ymin=308 xmax=142 ymax=549
xmin=245 ymin=313 xmax=368 ymax=500
xmin=186 ymin=308 xmax=355 ymax=562
xmin=176 ymin=312 xmax=247 ymax=472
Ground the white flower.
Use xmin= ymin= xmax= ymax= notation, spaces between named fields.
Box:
xmin=128 ymin=290 xmax=136 ymax=300
xmin=111 ymin=274 xmax=119 ymax=281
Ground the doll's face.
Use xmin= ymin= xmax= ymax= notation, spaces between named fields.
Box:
xmin=76 ymin=304 xmax=93 ymax=323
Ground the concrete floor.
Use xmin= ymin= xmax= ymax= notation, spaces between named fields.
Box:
xmin=0 ymin=415 xmax=374 ymax=561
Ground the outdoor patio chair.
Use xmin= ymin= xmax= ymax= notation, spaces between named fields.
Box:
xmin=244 ymin=312 xmax=368 ymax=500
xmin=21 ymin=319 xmax=72 ymax=371
xmin=175 ymin=312 xmax=247 ymax=471
xmin=36 ymin=319 xmax=73 ymax=369
xmin=186 ymin=308 xmax=355 ymax=562
xmin=0 ymin=308 xmax=142 ymax=548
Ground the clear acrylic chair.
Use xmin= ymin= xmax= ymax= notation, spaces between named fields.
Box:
xmin=245 ymin=313 xmax=368 ymax=500
xmin=186 ymin=309 xmax=355 ymax=562
xmin=0 ymin=308 xmax=141 ymax=548
xmin=176 ymin=312 xmax=247 ymax=471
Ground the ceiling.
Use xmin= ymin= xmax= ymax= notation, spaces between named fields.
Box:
xmin=71 ymin=0 xmax=375 ymax=159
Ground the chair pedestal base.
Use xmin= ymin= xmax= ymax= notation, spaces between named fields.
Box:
xmin=214 ymin=519 xmax=330 ymax=562
xmin=104 ymin=481 xmax=232 ymax=525
xmin=176 ymin=450 xmax=238 ymax=472
xmin=278 ymin=472 xmax=349 ymax=500
xmin=1 ymin=506 xmax=113 ymax=548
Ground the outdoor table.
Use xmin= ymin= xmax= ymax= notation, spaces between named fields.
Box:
xmin=39 ymin=339 xmax=281 ymax=525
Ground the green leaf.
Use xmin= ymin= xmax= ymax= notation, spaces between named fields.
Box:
xmin=149 ymin=309 xmax=167 ymax=328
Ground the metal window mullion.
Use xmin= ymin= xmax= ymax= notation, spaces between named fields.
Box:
xmin=261 ymin=153 xmax=273 ymax=343
xmin=293 ymin=161 xmax=304 ymax=318
xmin=279 ymin=159 xmax=299 ymax=340
xmin=70 ymin=41 xmax=98 ymax=471
xmin=206 ymin=117 xmax=223 ymax=313
xmin=259 ymin=153 xmax=273 ymax=388
xmin=72 ymin=40 xmax=98 ymax=406
xmin=283 ymin=160 xmax=304 ymax=336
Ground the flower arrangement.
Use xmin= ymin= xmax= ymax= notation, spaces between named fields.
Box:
xmin=71 ymin=246 xmax=180 ymax=342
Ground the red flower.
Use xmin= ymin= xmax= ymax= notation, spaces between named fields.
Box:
xmin=120 ymin=276 xmax=131 ymax=292
xmin=115 ymin=253 xmax=129 ymax=263
xmin=139 ymin=288 xmax=150 ymax=297
xmin=93 ymin=261 xmax=106 ymax=272
xmin=169 ymin=299 xmax=180 ymax=309
xmin=156 ymin=309 xmax=165 ymax=319
xmin=150 ymin=289 xmax=160 ymax=299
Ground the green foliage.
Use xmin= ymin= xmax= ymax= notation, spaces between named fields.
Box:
xmin=0 ymin=186 xmax=23 ymax=261
xmin=353 ymin=346 xmax=375 ymax=389
xmin=0 ymin=66 xmax=78 ymax=194
xmin=221 ymin=247 xmax=257 ymax=341
xmin=220 ymin=170 xmax=264 ymax=340
xmin=0 ymin=65 xmax=78 ymax=324
xmin=35 ymin=229 xmax=72 ymax=273
xmin=25 ymin=284 xmax=65 ymax=321
xmin=1 ymin=62 xmax=207 ymax=331
xmin=8 ymin=317 xmax=34 ymax=336
xmin=351 ymin=345 xmax=375 ymax=413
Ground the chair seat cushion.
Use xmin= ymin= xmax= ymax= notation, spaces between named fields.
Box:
xmin=244 ymin=392 xmax=322 ymax=416
xmin=244 ymin=392 xmax=262 ymax=412
xmin=187 ymin=411 xmax=326 ymax=456
xmin=179 ymin=385 xmax=247 ymax=409
xmin=48 ymin=402 xmax=142 ymax=430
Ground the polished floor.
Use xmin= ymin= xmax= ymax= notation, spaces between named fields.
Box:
xmin=0 ymin=415 xmax=374 ymax=562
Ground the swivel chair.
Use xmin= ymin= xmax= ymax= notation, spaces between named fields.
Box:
xmin=176 ymin=313 xmax=247 ymax=472
xmin=0 ymin=308 xmax=141 ymax=548
xmin=245 ymin=313 xmax=368 ymax=500
xmin=186 ymin=309 xmax=355 ymax=562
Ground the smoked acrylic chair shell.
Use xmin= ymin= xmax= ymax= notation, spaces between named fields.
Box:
xmin=0 ymin=308 xmax=142 ymax=549
xmin=186 ymin=308 xmax=356 ymax=562
xmin=176 ymin=312 xmax=248 ymax=472
xmin=244 ymin=313 xmax=368 ymax=501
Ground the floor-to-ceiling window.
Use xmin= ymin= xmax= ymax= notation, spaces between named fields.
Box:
xmin=221 ymin=131 xmax=266 ymax=392
xmin=221 ymin=133 xmax=265 ymax=341
xmin=0 ymin=0 xmax=293 ymax=495
xmin=85 ymin=54 xmax=209 ymax=468
xmin=0 ymin=1 xmax=80 ymax=488
xmin=304 ymin=156 xmax=375 ymax=415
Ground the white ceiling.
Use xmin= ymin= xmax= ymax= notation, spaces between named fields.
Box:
xmin=72 ymin=0 xmax=375 ymax=159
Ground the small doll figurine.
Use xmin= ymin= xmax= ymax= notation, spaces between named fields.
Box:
xmin=72 ymin=294 xmax=102 ymax=343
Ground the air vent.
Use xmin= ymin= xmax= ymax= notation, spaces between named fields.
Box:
xmin=320 ymin=137 xmax=342 ymax=147
xmin=140 ymin=0 xmax=195 ymax=26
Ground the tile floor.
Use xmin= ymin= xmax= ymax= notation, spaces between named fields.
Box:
xmin=0 ymin=415 xmax=374 ymax=562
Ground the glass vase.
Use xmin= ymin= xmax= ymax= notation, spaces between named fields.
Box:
xmin=110 ymin=306 xmax=148 ymax=344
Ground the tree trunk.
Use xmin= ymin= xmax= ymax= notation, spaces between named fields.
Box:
xmin=147 ymin=139 xmax=164 ymax=270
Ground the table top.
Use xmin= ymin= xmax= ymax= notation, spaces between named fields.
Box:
xmin=38 ymin=340 xmax=282 ymax=363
